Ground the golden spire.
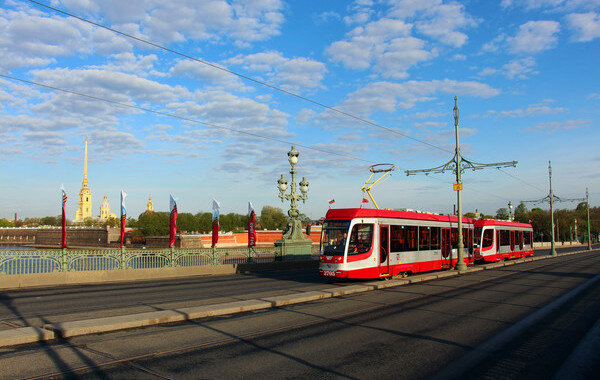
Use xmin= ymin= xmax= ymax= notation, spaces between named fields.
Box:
xmin=82 ymin=136 xmax=88 ymax=187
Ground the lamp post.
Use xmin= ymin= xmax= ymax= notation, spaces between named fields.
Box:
xmin=275 ymin=146 xmax=312 ymax=258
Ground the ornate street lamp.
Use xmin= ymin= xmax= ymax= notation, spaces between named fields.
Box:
xmin=275 ymin=146 xmax=312 ymax=257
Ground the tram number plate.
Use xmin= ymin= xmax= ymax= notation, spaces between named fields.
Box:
xmin=322 ymin=270 xmax=337 ymax=277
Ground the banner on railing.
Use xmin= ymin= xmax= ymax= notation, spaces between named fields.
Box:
xmin=170 ymin=194 xmax=178 ymax=247
xmin=119 ymin=189 xmax=127 ymax=248
xmin=212 ymin=199 xmax=220 ymax=247
xmin=248 ymin=202 xmax=256 ymax=247
xmin=61 ymin=185 xmax=67 ymax=249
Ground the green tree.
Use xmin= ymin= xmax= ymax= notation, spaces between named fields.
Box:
xmin=196 ymin=212 xmax=212 ymax=233
xmin=514 ymin=202 xmax=528 ymax=222
xmin=0 ymin=218 xmax=13 ymax=227
xmin=259 ymin=206 xmax=288 ymax=230
xmin=495 ymin=208 xmax=509 ymax=220
xmin=177 ymin=212 xmax=198 ymax=233
xmin=136 ymin=212 xmax=170 ymax=236
xmin=40 ymin=216 xmax=60 ymax=226
xmin=102 ymin=216 xmax=120 ymax=228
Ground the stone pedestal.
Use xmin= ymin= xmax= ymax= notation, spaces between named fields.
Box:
xmin=274 ymin=238 xmax=313 ymax=260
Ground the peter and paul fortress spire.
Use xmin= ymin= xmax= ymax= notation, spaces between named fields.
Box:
xmin=74 ymin=136 xmax=92 ymax=222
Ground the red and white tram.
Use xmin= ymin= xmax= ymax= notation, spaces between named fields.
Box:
xmin=473 ymin=219 xmax=534 ymax=262
xmin=319 ymin=208 xmax=476 ymax=279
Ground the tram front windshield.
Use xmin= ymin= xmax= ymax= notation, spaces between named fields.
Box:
xmin=321 ymin=220 xmax=351 ymax=255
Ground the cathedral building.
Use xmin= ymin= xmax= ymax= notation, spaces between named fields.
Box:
xmin=74 ymin=137 xmax=92 ymax=222
xmin=143 ymin=195 xmax=155 ymax=215
xmin=99 ymin=195 xmax=117 ymax=220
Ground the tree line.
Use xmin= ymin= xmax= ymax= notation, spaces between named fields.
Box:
xmin=0 ymin=206 xmax=302 ymax=237
xmin=468 ymin=202 xmax=599 ymax=242
xmin=3 ymin=203 xmax=597 ymax=242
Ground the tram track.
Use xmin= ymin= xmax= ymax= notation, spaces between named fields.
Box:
xmin=1 ymin=245 xmax=591 ymax=329
xmin=11 ymin=250 xmax=600 ymax=379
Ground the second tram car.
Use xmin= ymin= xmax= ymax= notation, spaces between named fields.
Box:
xmin=473 ymin=219 xmax=534 ymax=262
xmin=319 ymin=208 xmax=475 ymax=279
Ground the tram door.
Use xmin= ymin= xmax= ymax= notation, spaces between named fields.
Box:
xmin=441 ymin=228 xmax=452 ymax=267
xmin=379 ymin=225 xmax=390 ymax=275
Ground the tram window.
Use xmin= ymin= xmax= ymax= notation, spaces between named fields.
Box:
xmin=474 ymin=227 xmax=482 ymax=246
xmin=451 ymin=228 xmax=459 ymax=249
xmin=430 ymin=227 xmax=441 ymax=249
xmin=482 ymin=229 xmax=494 ymax=248
xmin=524 ymin=231 xmax=532 ymax=245
xmin=463 ymin=228 xmax=470 ymax=246
xmin=390 ymin=225 xmax=401 ymax=252
xmin=390 ymin=225 xmax=418 ymax=252
xmin=500 ymin=230 xmax=510 ymax=246
xmin=519 ymin=231 xmax=524 ymax=249
xmin=419 ymin=227 xmax=430 ymax=250
xmin=348 ymin=224 xmax=373 ymax=255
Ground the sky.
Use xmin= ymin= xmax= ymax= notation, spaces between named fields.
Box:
xmin=0 ymin=0 xmax=599 ymax=220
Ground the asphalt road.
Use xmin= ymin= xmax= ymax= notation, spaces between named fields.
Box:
xmin=0 ymin=244 xmax=593 ymax=330
xmin=0 ymin=246 xmax=598 ymax=379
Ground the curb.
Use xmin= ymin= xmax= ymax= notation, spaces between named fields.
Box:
xmin=0 ymin=248 xmax=594 ymax=347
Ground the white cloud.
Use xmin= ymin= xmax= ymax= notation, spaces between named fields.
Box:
xmin=338 ymin=79 xmax=500 ymax=116
xmin=502 ymin=57 xmax=538 ymax=79
xmin=166 ymin=59 xmax=250 ymax=91
xmin=567 ymin=12 xmax=600 ymax=41
xmin=501 ymin=0 xmax=600 ymax=12
xmin=0 ymin=6 xmax=132 ymax=70
xmin=54 ymin=0 xmax=285 ymax=46
xmin=166 ymin=90 xmax=290 ymax=136
xmin=226 ymin=51 xmax=327 ymax=92
xmin=526 ymin=119 xmax=591 ymax=132
xmin=507 ymin=21 xmax=561 ymax=54
xmin=326 ymin=18 xmax=436 ymax=78
xmin=387 ymin=0 xmax=478 ymax=47
xmin=485 ymin=102 xmax=566 ymax=118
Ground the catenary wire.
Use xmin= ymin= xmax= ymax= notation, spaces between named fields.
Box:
xmin=0 ymin=74 xmax=374 ymax=164
xmin=22 ymin=1 xmax=542 ymax=200
xmin=0 ymin=73 xmax=530 ymax=212
xmin=26 ymin=0 xmax=453 ymax=155
xmin=497 ymin=168 xmax=546 ymax=193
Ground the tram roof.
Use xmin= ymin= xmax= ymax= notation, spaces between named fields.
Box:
xmin=474 ymin=219 xmax=533 ymax=229
xmin=325 ymin=208 xmax=473 ymax=224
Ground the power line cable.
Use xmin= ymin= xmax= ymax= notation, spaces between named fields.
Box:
xmin=26 ymin=0 xmax=452 ymax=154
xmin=497 ymin=168 xmax=546 ymax=193
xmin=0 ymin=73 xmax=373 ymax=164
xmin=23 ymin=1 xmax=547 ymax=194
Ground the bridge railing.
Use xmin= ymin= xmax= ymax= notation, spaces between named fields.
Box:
xmin=0 ymin=246 xmax=320 ymax=275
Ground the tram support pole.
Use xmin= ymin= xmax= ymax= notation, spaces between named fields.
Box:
xmin=586 ymin=188 xmax=592 ymax=250
xmin=406 ymin=97 xmax=517 ymax=272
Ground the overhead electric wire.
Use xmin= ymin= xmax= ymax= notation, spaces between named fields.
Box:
xmin=0 ymin=74 xmax=372 ymax=164
xmin=426 ymin=174 xmax=509 ymax=202
xmin=23 ymin=0 xmax=542 ymax=199
xmin=497 ymin=168 xmax=546 ymax=193
xmin=26 ymin=0 xmax=452 ymax=155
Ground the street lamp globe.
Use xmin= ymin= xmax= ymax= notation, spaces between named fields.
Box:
xmin=299 ymin=177 xmax=309 ymax=195
xmin=288 ymin=146 xmax=299 ymax=166
xmin=277 ymin=174 xmax=288 ymax=193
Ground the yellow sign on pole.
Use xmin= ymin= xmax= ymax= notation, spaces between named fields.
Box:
xmin=453 ymin=183 xmax=463 ymax=191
